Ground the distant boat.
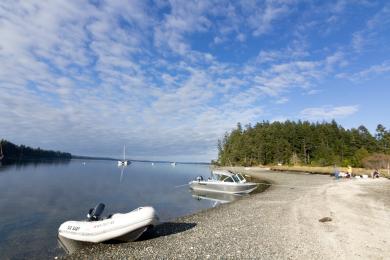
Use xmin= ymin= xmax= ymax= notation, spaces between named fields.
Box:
xmin=118 ymin=145 xmax=130 ymax=166
xmin=151 ymin=162 xmax=154 ymax=166
xmin=171 ymin=162 xmax=176 ymax=167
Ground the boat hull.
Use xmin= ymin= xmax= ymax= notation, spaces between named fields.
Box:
xmin=118 ymin=160 xmax=130 ymax=166
xmin=191 ymin=189 xmax=246 ymax=203
xmin=58 ymin=226 xmax=149 ymax=254
xmin=189 ymin=181 xmax=258 ymax=194
xmin=58 ymin=206 xmax=158 ymax=253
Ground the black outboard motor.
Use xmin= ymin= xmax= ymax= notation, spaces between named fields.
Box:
xmin=87 ymin=203 xmax=105 ymax=221
xmin=196 ymin=176 xmax=204 ymax=182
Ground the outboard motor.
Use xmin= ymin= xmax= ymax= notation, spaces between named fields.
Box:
xmin=196 ymin=176 xmax=204 ymax=182
xmin=87 ymin=203 xmax=105 ymax=221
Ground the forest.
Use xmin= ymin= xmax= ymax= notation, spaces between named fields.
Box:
xmin=217 ymin=120 xmax=390 ymax=167
xmin=0 ymin=139 xmax=72 ymax=162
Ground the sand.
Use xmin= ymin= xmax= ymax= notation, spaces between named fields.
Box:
xmin=65 ymin=167 xmax=390 ymax=259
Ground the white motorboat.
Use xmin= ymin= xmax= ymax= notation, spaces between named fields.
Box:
xmin=189 ymin=170 xmax=258 ymax=194
xmin=171 ymin=162 xmax=176 ymax=167
xmin=118 ymin=145 xmax=130 ymax=166
xmin=58 ymin=203 xmax=158 ymax=254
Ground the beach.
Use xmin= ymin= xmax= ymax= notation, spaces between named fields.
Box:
xmin=66 ymin=168 xmax=390 ymax=259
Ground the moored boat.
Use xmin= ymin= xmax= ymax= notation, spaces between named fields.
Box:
xmin=118 ymin=145 xmax=130 ymax=166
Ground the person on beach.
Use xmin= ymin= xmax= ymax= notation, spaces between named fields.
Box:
xmin=334 ymin=165 xmax=340 ymax=179
xmin=346 ymin=165 xmax=352 ymax=178
xmin=373 ymin=169 xmax=380 ymax=178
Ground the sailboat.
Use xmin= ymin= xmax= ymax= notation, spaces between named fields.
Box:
xmin=117 ymin=145 xmax=130 ymax=166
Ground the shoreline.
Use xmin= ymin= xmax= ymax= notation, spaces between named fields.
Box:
xmin=268 ymin=165 xmax=384 ymax=176
xmin=65 ymin=167 xmax=390 ymax=259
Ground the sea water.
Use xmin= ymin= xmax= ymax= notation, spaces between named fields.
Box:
xmin=0 ymin=160 xmax=221 ymax=259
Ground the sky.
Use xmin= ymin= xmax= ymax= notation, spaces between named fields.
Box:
xmin=1 ymin=0 xmax=390 ymax=162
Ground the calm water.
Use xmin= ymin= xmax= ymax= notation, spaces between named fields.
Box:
xmin=0 ymin=159 xmax=231 ymax=259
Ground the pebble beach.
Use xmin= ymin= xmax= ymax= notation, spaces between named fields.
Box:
xmin=65 ymin=168 xmax=390 ymax=259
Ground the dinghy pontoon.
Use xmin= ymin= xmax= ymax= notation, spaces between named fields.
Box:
xmin=58 ymin=203 xmax=158 ymax=254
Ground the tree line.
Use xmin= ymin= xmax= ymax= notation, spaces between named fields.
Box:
xmin=217 ymin=120 xmax=390 ymax=167
xmin=0 ymin=139 xmax=72 ymax=162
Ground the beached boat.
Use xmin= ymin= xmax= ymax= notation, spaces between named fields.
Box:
xmin=118 ymin=145 xmax=130 ymax=166
xmin=58 ymin=203 xmax=158 ymax=254
xmin=189 ymin=170 xmax=258 ymax=194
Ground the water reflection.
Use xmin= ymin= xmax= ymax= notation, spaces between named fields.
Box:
xmin=190 ymin=190 xmax=246 ymax=206
xmin=118 ymin=165 xmax=126 ymax=183
xmin=0 ymin=160 xmax=217 ymax=259
xmin=0 ymin=160 xmax=269 ymax=259
xmin=0 ymin=158 xmax=71 ymax=172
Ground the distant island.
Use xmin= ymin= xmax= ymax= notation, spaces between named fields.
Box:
xmin=0 ymin=140 xmax=210 ymax=165
xmin=216 ymin=120 xmax=390 ymax=169
xmin=0 ymin=139 xmax=72 ymax=162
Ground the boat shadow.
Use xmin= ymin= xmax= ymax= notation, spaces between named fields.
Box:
xmin=103 ymin=222 xmax=196 ymax=245
xmin=138 ymin=222 xmax=197 ymax=241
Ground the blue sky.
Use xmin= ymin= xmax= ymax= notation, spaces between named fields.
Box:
xmin=1 ymin=0 xmax=389 ymax=162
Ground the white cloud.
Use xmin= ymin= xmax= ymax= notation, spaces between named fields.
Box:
xmin=247 ymin=1 xmax=291 ymax=36
xmin=1 ymin=1 xmax=386 ymax=161
xmin=300 ymin=105 xmax=359 ymax=120
xmin=350 ymin=5 xmax=390 ymax=52
xmin=337 ymin=61 xmax=390 ymax=81
xmin=275 ymin=97 xmax=289 ymax=104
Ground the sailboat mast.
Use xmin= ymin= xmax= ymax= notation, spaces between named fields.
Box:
xmin=123 ymin=145 xmax=126 ymax=161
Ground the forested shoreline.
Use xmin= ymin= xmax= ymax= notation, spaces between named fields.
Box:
xmin=217 ymin=120 xmax=390 ymax=167
xmin=0 ymin=139 xmax=72 ymax=162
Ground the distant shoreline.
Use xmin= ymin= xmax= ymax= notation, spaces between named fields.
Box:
xmin=72 ymin=155 xmax=210 ymax=165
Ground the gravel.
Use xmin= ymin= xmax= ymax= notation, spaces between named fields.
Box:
xmin=63 ymin=167 xmax=390 ymax=259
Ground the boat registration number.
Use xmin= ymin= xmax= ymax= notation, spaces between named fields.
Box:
xmin=67 ymin=225 xmax=80 ymax=231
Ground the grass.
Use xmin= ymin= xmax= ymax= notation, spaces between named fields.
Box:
xmin=214 ymin=164 xmax=390 ymax=179
xmin=270 ymin=165 xmax=390 ymax=178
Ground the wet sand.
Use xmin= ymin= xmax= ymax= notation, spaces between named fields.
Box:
xmin=65 ymin=167 xmax=390 ymax=259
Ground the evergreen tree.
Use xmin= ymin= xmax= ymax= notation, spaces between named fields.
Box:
xmin=217 ymin=120 xmax=386 ymax=167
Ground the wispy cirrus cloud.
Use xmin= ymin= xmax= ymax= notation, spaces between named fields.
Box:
xmin=337 ymin=60 xmax=390 ymax=81
xmin=1 ymin=1 xmax=389 ymax=161
xmin=300 ymin=105 xmax=359 ymax=120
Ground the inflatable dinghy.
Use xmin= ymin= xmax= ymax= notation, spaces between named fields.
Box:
xmin=58 ymin=203 xmax=158 ymax=254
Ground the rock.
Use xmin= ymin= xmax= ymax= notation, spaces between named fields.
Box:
xmin=319 ymin=217 xmax=332 ymax=222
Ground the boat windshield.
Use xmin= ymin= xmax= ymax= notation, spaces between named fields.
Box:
xmin=236 ymin=173 xmax=246 ymax=182
xmin=231 ymin=175 xmax=240 ymax=183
xmin=221 ymin=175 xmax=240 ymax=183
xmin=222 ymin=176 xmax=234 ymax=182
